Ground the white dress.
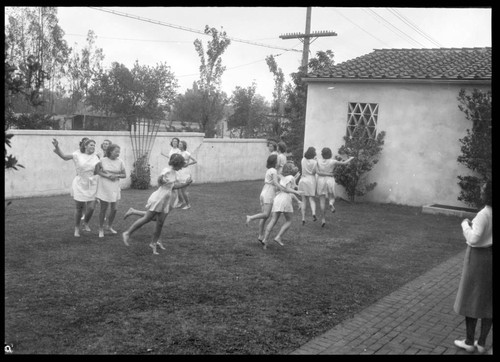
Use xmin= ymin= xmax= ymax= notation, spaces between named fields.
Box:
xmin=145 ymin=166 xmax=180 ymax=214
xmin=272 ymin=175 xmax=295 ymax=213
xmin=260 ymin=167 xmax=278 ymax=205
xmin=316 ymin=158 xmax=337 ymax=199
xmin=96 ymin=157 xmax=125 ymax=203
xmin=177 ymin=150 xmax=192 ymax=182
xmin=71 ymin=151 xmax=100 ymax=202
xmin=298 ymin=158 xmax=317 ymax=196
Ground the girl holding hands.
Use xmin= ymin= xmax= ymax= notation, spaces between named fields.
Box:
xmin=316 ymin=147 xmax=354 ymax=227
xmin=94 ymin=144 xmax=126 ymax=237
xmin=261 ymin=162 xmax=303 ymax=250
xmin=122 ymin=154 xmax=192 ymax=255
xmin=52 ymin=138 xmax=100 ymax=237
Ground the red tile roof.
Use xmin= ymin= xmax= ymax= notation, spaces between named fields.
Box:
xmin=307 ymin=47 xmax=491 ymax=80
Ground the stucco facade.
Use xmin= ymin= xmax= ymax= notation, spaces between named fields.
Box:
xmin=303 ymin=79 xmax=490 ymax=207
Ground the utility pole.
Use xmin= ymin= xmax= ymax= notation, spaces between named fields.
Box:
xmin=280 ymin=7 xmax=337 ymax=70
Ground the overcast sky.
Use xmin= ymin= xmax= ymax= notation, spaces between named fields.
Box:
xmin=53 ymin=6 xmax=491 ymax=103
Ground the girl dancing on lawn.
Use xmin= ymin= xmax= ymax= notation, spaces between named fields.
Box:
xmin=177 ymin=140 xmax=197 ymax=209
xmin=122 ymin=154 xmax=192 ymax=254
xmin=261 ymin=162 xmax=303 ymax=250
xmin=316 ymin=147 xmax=354 ymax=227
xmin=94 ymin=144 xmax=126 ymax=237
xmin=52 ymin=138 xmax=100 ymax=237
xmin=246 ymin=154 xmax=299 ymax=244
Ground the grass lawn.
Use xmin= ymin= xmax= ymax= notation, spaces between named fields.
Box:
xmin=4 ymin=180 xmax=466 ymax=354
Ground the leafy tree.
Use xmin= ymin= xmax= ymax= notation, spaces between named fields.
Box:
xmin=333 ymin=126 xmax=386 ymax=202
xmin=265 ymin=55 xmax=285 ymax=138
xmin=227 ymin=82 xmax=270 ymax=138
xmin=170 ymin=82 xmax=204 ymax=126
xmin=66 ymin=30 xmax=105 ymax=115
xmin=283 ymin=50 xmax=335 ymax=163
xmin=5 ymin=7 xmax=70 ymax=115
xmin=87 ymin=61 xmax=178 ymax=189
xmin=456 ymin=88 xmax=491 ymax=208
xmin=193 ymin=26 xmax=230 ymax=138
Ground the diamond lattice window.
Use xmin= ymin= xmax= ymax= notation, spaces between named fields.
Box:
xmin=346 ymin=102 xmax=379 ymax=139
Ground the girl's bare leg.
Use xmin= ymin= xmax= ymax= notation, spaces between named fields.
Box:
xmin=319 ymin=196 xmax=326 ymax=226
xmin=274 ymin=212 xmax=292 ymax=245
xmin=74 ymin=201 xmax=85 ymax=237
xmin=257 ymin=204 xmax=273 ymax=242
xmin=247 ymin=203 xmax=272 ymax=225
xmin=122 ymin=211 xmax=156 ymax=246
xmin=107 ymin=202 xmax=117 ymax=233
xmin=309 ymin=196 xmax=317 ymax=220
xmin=262 ymin=212 xmax=280 ymax=249
xmin=180 ymin=189 xmax=191 ymax=209
xmin=124 ymin=207 xmax=146 ymax=219
xmin=98 ymin=200 xmax=109 ymax=237
xmin=300 ymin=195 xmax=307 ymax=224
xmin=82 ymin=200 xmax=95 ymax=231
xmin=150 ymin=212 xmax=169 ymax=254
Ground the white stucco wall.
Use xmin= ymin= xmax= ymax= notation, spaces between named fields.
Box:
xmin=304 ymin=80 xmax=490 ymax=207
xmin=4 ymin=130 xmax=268 ymax=199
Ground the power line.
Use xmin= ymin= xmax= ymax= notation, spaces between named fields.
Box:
xmin=177 ymin=52 xmax=286 ymax=78
xmin=363 ymin=8 xmax=428 ymax=48
xmin=386 ymin=8 xmax=443 ymax=48
xmin=88 ymin=7 xmax=302 ymax=53
xmin=65 ymin=33 xmax=194 ymax=44
xmin=334 ymin=8 xmax=392 ymax=47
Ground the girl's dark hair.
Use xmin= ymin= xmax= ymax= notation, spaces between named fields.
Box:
xmin=180 ymin=140 xmax=187 ymax=150
xmin=282 ymin=162 xmax=298 ymax=177
xmin=482 ymin=179 xmax=492 ymax=207
xmin=266 ymin=154 xmax=278 ymax=169
xmin=170 ymin=137 xmax=180 ymax=147
xmin=268 ymin=140 xmax=278 ymax=151
xmin=277 ymin=141 xmax=287 ymax=153
xmin=79 ymin=138 xmax=95 ymax=153
xmin=105 ymin=144 xmax=120 ymax=158
xmin=304 ymin=147 xmax=316 ymax=160
xmin=169 ymin=153 xmax=185 ymax=168
xmin=321 ymin=147 xmax=332 ymax=159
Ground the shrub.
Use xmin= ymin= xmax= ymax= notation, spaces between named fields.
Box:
xmin=130 ymin=154 xmax=151 ymax=190
xmin=333 ymin=126 xmax=386 ymax=202
xmin=456 ymin=88 xmax=491 ymax=208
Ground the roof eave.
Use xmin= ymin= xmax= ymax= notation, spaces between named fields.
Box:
xmin=302 ymin=77 xmax=491 ymax=85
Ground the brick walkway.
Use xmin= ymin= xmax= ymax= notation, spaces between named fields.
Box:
xmin=290 ymin=251 xmax=493 ymax=355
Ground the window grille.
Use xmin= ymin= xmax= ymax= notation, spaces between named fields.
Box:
xmin=346 ymin=102 xmax=379 ymax=139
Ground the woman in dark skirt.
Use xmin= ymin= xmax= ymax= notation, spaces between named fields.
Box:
xmin=453 ymin=179 xmax=492 ymax=354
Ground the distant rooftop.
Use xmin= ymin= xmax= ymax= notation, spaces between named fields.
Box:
xmin=306 ymin=47 xmax=491 ymax=81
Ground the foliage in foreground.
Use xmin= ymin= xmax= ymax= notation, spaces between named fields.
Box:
xmin=334 ymin=126 xmax=386 ymax=202
xmin=456 ymin=88 xmax=491 ymax=208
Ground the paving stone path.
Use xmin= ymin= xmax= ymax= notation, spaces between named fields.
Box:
xmin=290 ymin=250 xmax=493 ymax=355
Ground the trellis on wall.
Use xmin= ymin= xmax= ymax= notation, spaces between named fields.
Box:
xmin=346 ymin=102 xmax=379 ymax=139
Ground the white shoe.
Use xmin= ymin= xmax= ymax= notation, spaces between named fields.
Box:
xmin=99 ymin=230 xmax=104 ymax=238
xmin=156 ymin=241 xmax=166 ymax=250
xmin=182 ymin=204 xmax=191 ymax=210
xmin=107 ymin=227 xmax=118 ymax=234
xmin=74 ymin=228 xmax=80 ymax=237
xmin=454 ymin=339 xmax=475 ymax=352
xmin=81 ymin=222 xmax=91 ymax=232
xmin=475 ymin=341 xmax=486 ymax=354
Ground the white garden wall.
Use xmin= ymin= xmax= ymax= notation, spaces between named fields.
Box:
xmin=4 ymin=130 xmax=268 ymax=199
